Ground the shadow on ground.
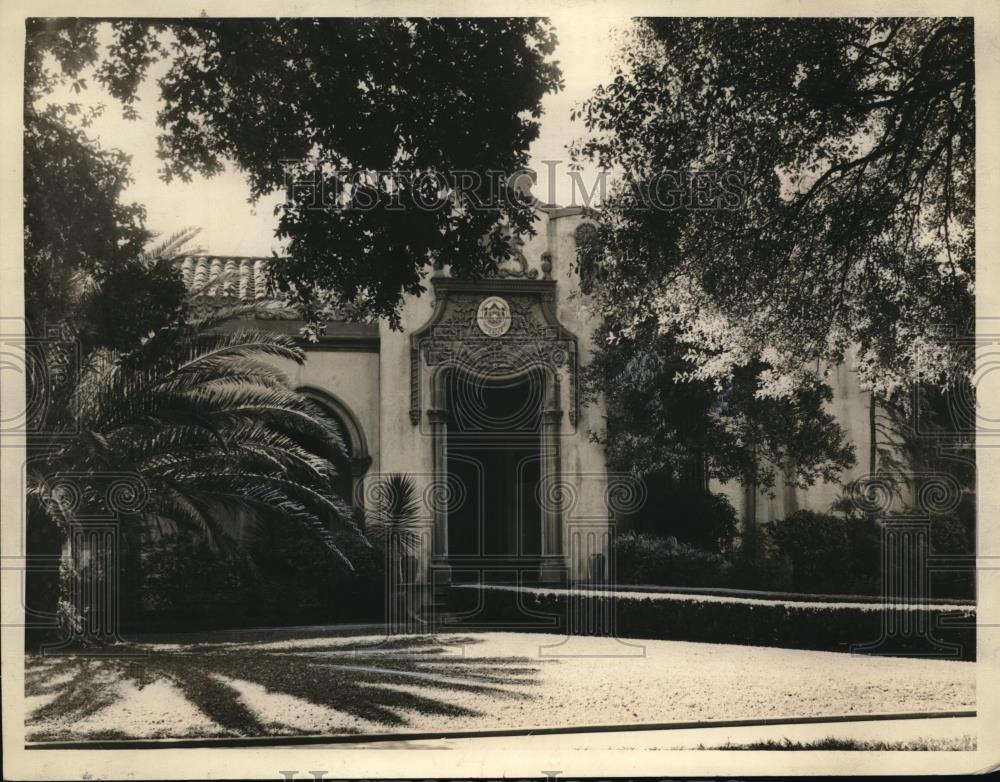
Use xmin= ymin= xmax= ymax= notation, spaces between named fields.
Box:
xmin=26 ymin=635 xmax=544 ymax=740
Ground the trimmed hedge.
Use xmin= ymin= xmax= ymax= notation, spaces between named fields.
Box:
xmin=448 ymin=586 xmax=976 ymax=661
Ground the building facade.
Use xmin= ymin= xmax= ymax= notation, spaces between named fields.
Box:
xmin=179 ymin=205 xmax=876 ymax=586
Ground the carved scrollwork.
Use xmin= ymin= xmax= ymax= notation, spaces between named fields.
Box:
xmin=494 ymin=236 xmax=540 ymax=279
xmin=495 ymin=247 xmax=540 ymax=279
xmin=410 ymin=281 xmax=579 ymax=427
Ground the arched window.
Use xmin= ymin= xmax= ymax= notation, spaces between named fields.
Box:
xmin=297 ymin=387 xmax=372 ymax=509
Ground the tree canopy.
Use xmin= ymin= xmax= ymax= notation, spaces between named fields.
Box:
xmin=76 ymin=17 xmax=563 ymax=327
xmin=574 ymin=17 xmax=973 ymax=399
xmin=25 ymin=21 xmax=188 ymax=358
xmin=583 ymin=318 xmax=856 ymax=490
xmin=572 ymin=17 xmax=973 ymax=489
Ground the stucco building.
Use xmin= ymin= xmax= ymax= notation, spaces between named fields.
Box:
xmin=178 ymin=205 xmax=876 ymax=586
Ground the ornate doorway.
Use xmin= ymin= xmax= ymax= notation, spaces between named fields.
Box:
xmin=445 ymin=367 xmax=544 ymax=567
xmin=411 ymin=278 xmax=578 ymax=583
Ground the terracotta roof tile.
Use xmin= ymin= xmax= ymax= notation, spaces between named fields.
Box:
xmin=176 ymin=255 xmax=281 ymax=302
xmin=175 ymin=255 xmax=303 ymax=319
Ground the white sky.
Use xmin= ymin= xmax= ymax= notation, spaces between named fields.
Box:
xmin=50 ymin=16 xmax=627 ymax=256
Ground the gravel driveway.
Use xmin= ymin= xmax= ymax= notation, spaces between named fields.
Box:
xmin=25 ymin=631 xmax=975 ymax=741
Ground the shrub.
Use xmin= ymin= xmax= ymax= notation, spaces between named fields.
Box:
xmin=251 ymin=524 xmax=385 ymax=622
xmin=458 ymin=586 xmax=976 ymax=661
xmin=726 ymin=527 xmax=794 ymax=592
xmin=928 ymin=494 xmax=976 ymax=599
xmin=133 ymin=520 xmax=387 ymax=630
xmin=766 ymin=511 xmax=881 ymax=594
xmin=613 ymin=531 xmax=730 ymax=587
xmin=729 ymin=506 xmax=974 ymax=600
xmin=137 ymin=533 xmax=258 ymax=618
xmin=682 ymin=490 xmax=740 ymax=551
xmin=633 ymin=486 xmax=739 ymax=552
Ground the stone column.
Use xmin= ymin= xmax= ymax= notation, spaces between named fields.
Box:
xmin=427 ymin=407 xmax=451 ymax=583
xmin=539 ymin=407 xmax=564 ymax=583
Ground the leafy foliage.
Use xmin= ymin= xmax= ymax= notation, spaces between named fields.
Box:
xmin=585 ymin=319 xmax=855 ymax=491
xmin=613 ymin=531 xmax=730 ymax=587
xmin=574 ymin=17 xmax=973 ymax=398
xmin=24 ymin=21 xmax=188 ymax=359
xmin=628 ymin=484 xmax=739 ymax=551
xmin=85 ymin=18 xmax=564 ymax=327
xmin=864 ymin=384 xmax=975 ymax=514
xmin=741 ymin=506 xmax=970 ymax=599
xmin=364 ymin=472 xmax=425 ymax=591
xmin=766 ymin=511 xmax=882 ymax=595
xmin=27 ymin=316 xmax=368 ymax=638
xmin=365 ymin=473 xmax=422 ymax=552
xmin=133 ymin=526 xmax=386 ymax=628
xmin=137 ymin=533 xmax=257 ymax=615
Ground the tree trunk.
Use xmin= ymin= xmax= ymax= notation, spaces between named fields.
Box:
xmin=57 ymin=528 xmax=80 ymax=640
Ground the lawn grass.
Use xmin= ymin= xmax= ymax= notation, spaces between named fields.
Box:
xmin=703 ymin=736 xmax=977 ymax=751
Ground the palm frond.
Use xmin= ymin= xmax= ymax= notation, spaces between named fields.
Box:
xmin=366 ymin=473 xmax=423 ymax=553
xmin=49 ymin=314 xmax=364 ymax=576
xmin=190 ymin=300 xmax=301 ymax=326
xmin=142 ymin=227 xmax=203 ymax=263
xmin=172 ymin=329 xmax=306 ymax=372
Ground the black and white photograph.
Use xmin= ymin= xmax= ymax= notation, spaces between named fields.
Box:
xmin=1 ymin=1 xmax=997 ymax=778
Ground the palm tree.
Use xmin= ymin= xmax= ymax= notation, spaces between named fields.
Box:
xmin=365 ymin=474 xmax=423 ymax=571
xmin=28 ymin=234 xmax=365 ymax=643
xmin=364 ymin=474 xmax=427 ymax=627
